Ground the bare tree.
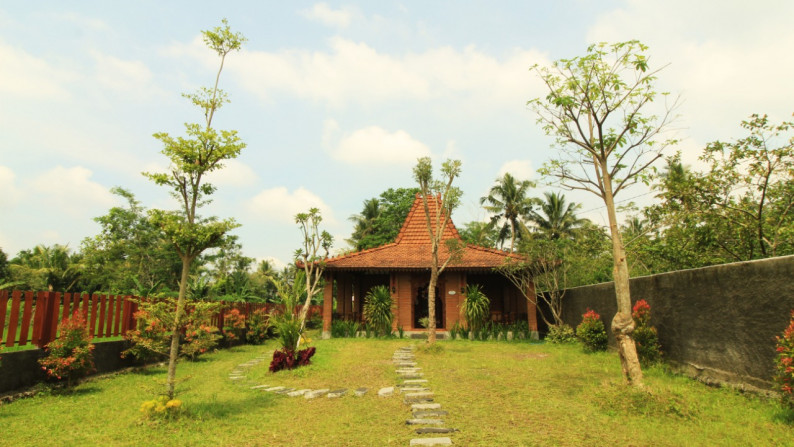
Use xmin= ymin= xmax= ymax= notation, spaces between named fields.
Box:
xmin=413 ymin=157 xmax=464 ymax=344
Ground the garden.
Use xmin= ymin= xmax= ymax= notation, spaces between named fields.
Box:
xmin=1 ymin=332 xmax=792 ymax=446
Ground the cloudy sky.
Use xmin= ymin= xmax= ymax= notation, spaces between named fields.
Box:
xmin=1 ymin=1 xmax=793 ymax=268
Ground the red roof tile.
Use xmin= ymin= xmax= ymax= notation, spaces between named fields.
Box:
xmin=324 ymin=194 xmax=524 ymax=271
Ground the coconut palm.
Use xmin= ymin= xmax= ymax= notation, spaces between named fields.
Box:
xmin=480 ymin=173 xmax=536 ymax=251
xmin=347 ymin=198 xmax=381 ymax=250
xmin=529 ymin=192 xmax=586 ymax=240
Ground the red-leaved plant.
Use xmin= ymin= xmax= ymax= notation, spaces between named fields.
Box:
xmin=269 ymin=347 xmax=316 ymax=373
xmin=775 ymin=310 xmax=794 ymax=409
xmin=39 ymin=312 xmax=95 ymax=387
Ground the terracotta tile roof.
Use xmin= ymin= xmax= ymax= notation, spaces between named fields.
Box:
xmin=324 ymin=194 xmax=525 ymax=271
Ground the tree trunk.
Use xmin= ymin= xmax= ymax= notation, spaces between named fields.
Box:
xmin=166 ymin=255 xmax=192 ymax=399
xmin=427 ymin=266 xmax=438 ymax=344
xmin=602 ymin=168 xmax=644 ymax=387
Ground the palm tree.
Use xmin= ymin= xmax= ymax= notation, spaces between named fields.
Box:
xmin=347 ymin=198 xmax=381 ymax=250
xmin=12 ymin=244 xmax=82 ymax=291
xmin=529 ymin=192 xmax=586 ymax=240
xmin=480 ymin=173 xmax=535 ymax=251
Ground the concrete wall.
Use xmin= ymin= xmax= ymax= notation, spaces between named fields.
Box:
xmin=559 ymin=255 xmax=794 ymax=390
xmin=0 ymin=340 xmax=141 ymax=394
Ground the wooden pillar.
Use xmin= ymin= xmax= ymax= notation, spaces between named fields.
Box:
xmin=322 ymin=272 xmax=334 ymax=338
xmin=391 ymin=273 xmax=399 ymax=332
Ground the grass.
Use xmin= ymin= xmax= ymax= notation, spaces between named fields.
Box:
xmin=1 ymin=336 xmax=792 ymax=446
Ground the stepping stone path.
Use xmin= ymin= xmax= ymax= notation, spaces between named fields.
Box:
xmin=231 ymin=346 xmax=458 ymax=444
xmin=392 ymin=346 xmax=457 ymax=445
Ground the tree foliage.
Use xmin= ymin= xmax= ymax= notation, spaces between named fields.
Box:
xmin=347 ymin=187 xmax=420 ymax=250
xmin=480 ymin=173 xmax=535 ymax=251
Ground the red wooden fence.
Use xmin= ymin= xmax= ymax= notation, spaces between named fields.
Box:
xmin=0 ymin=289 xmax=322 ymax=349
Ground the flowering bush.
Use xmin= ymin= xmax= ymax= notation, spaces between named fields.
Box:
xmin=774 ymin=310 xmax=794 ymax=409
xmin=632 ymin=299 xmax=662 ymax=365
xmin=222 ymin=308 xmax=247 ymax=342
xmin=576 ymin=309 xmax=608 ymax=352
xmin=139 ymin=395 xmax=184 ymax=420
xmin=122 ymin=298 xmax=222 ymax=362
xmin=269 ymin=347 xmax=316 ymax=373
xmin=39 ymin=312 xmax=95 ymax=386
xmin=546 ymin=324 xmax=577 ymax=344
xmin=246 ymin=308 xmax=272 ymax=344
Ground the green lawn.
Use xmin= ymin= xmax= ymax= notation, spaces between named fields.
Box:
xmin=1 ymin=337 xmax=792 ymax=446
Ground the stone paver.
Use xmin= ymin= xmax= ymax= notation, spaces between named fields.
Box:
xmin=287 ymin=389 xmax=311 ymax=397
xmin=409 ymin=437 xmax=452 ymax=446
xmin=378 ymin=386 xmax=395 ymax=397
xmin=406 ymin=418 xmax=444 ymax=425
xmin=354 ymin=387 xmax=368 ymax=396
xmin=415 ymin=427 xmax=458 ymax=434
xmin=327 ymin=389 xmax=348 ymax=398
xmin=304 ymin=389 xmax=329 ymax=399
xmin=413 ymin=410 xmax=448 ymax=418
xmin=263 ymin=386 xmax=286 ymax=392
xmin=411 ymin=403 xmax=442 ymax=411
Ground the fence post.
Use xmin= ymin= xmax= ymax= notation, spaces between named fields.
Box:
xmin=36 ymin=291 xmax=58 ymax=348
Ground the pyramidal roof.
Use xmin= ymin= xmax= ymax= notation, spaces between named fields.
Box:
xmin=323 ymin=193 xmax=524 ymax=271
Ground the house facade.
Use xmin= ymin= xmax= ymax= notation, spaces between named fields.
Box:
xmin=320 ymin=194 xmax=537 ymax=337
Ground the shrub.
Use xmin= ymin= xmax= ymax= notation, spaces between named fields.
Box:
xmin=331 ymin=319 xmax=360 ymax=338
xmin=246 ymin=308 xmax=272 ymax=344
xmin=632 ymin=299 xmax=662 ymax=365
xmin=39 ymin=312 xmax=95 ymax=386
xmin=363 ymin=285 xmax=394 ymax=337
xmin=269 ymin=347 xmax=316 ymax=373
xmin=576 ymin=309 xmax=607 ymax=352
xmin=509 ymin=320 xmax=531 ymax=341
xmin=271 ymin=313 xmax=301 ymax=351
xmin=546 ymin=324 xmax=577 ymax=344
xmin=140 ymin=395 xmax=184 ymax=420
xmin=122 ymin=298 xmax=222 ymax=362
xmin=222 ymin=308 xmax=247 ymax=342
xmin=774 ymin=310 xmax=794 ymax=409
xmin=448 ymin=321 xmax=461 ymax=340
xmin=461 ymin=284 xmax=490 ymax=332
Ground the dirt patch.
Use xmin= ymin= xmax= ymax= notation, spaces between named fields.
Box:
xmin=515 ymin=353 xmax=549 ymax=360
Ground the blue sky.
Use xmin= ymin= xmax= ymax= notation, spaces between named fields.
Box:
xmin=1 ymin=1 xmax=793 ymax=268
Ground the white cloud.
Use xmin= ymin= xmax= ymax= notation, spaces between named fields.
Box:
xmin=226 ymin=38 xmax=549 ymax=109
xmin=206 ymin=159 xmax=258 ymax=187
xmin=299 ymin=3 xmax=353 ymax=28
xmin=326 ymin=124 xmax=431 ymax=165
xmin=247 ymin=186 xmax=336 ymax=224
xmin=497 ymin=160 xmax=534 ymax=181
xmin=91 ymin=50 xmax=153 ymax=92
xmin=31 ymin=166 xmax=117 ymax=217
xmin=442 ymin=140 xmax=461 ymax=160
xmin=0 ymin=40 xmax=74 ymax=100
xmin=0 ymin=165 xmax=22 ymax=207
xmin=587 ymin=1 xmax=794 ymax=134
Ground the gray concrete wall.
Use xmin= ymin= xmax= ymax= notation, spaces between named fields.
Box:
xmin=0 ymin=340 xmax=140 ymax=394
xmin=559 ymin=255 xmax=794 ymax=390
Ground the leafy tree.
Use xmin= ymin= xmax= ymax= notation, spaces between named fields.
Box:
xmin=480 ymin=173 xmax=535 ymax=251
xmin=458 ymin=221 xmax=500 ymax=247
xmin=348 ymin=187 xmax=420 ymax=250
xmin=80 ymin=187 xmax=182 ymax=294
xmin=347 ymin=198 xmax=381 ymax=250
xmin=10 ymin=244 xmax=81 ymax=292
xmin=413 ymin=157 xmax=463 ymax=344
xmin=294 ymin=208 xmax=332 ymax=346
xmin=529 ymin=40 xmax=679 ymax=386
xmin=650 ymin=114 xmax=794 ymax=264
xmin=0 ymin=248 xmax=10 ymax=282
xmin=528 ymin=192 xmax=586 ymax=240
xmin=142 ymin=20 xmax=246 ymax=399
